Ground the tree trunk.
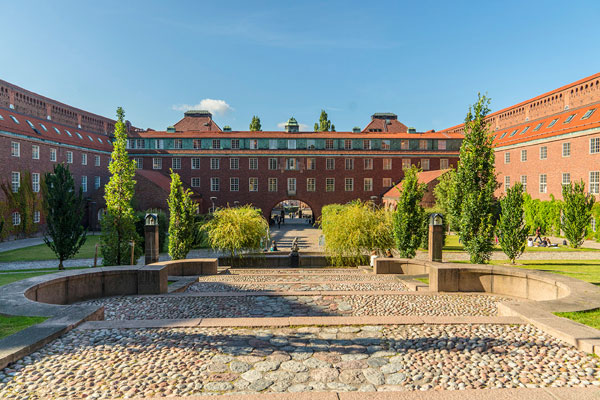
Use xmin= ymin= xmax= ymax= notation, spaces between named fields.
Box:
xmin=58 ymin=259 xmax=64 ymax=270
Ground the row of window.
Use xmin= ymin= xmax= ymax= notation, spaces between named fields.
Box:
xmin=497 ymin=108 xmax=597 ymax=140
xmin=142 ymin=157 xmax=449 ymax=171
xmin=503 ymin=171 xmax=600 ymax=194
xmin=10 ymin=172 xmax=101 ymax=193
xmin=11 ymin=211 xmax=41 ymax=226
xmin=191 ymin=177 xmax=394 ymax=192
xmin=504 ymin=138 xmax=600 ymax=163
xmin=11 ymin=142 xmax=103 ymax=165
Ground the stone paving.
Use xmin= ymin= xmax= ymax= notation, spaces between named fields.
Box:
xmin=186 ymin=281 xmax=409 ymax=292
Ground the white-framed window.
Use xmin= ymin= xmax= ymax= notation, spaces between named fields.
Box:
xmin=212 ymin=139 xmax=221 ymax=150
xmin=210 ymin=177 xmax=220 ymax=191
xmin=231 ymin=139 xmax=240 ymax=149
xmin=50 ymin=148 xmax=57 ymax=162
xmin=419 ymin=140 xmax=428 ymax=150
xmin=307 ymin=158 xmax=316 ymax=170
xmin=326 ymin=158 xmax=335 ymax=170
xmin=95 ymin=155 xmax=100 ymax=166
xmin=249 ymin=158 xmax=258 ymax=170
xmin=82 ymin=153 xmax=87 ymax=165
xmin=11 ymin=141 xmax=20 ymax=157
xmin=81 ymin=176 xmax=87 ymax=193
xmin=286 ymin=158 xmax=297 ymax=170
xmin=562 ymin=173 xmax=571 ymax=186
xmin=438 ymin=140 xmax=446 ymax=150
xmin=269 ymin=139 xmax=278 ymax=150
xmin=382 ymin=140 xmax=391 ymax=150
xmin=12 ymin=212 xmax=21 ymax=226
xmin=94 ymin=176 xmax=100 ymax=189
xmin=521 ymin=149 xmax=528 ymax=162
xmin=591 ymin=138 xmax=600 ymax=154
xmin=172 ymin=158 xmax=181 ymax=170
xmin=383 ymin=178 xmax=392 ymax=188
xmin=134 ymin=158 xmax=143 ymax=169
xmin=249 ymin=177 xmax=258 ymax=192
xmin=11 ymin=172 xmax=20 ymax=193
xmin=210 ymin=158 xmax=220 ymax=170
xmin=364 ymin=178 xmax=373 ymax=191
xmin=325 ymin=139 xmax=334 ymax=150
xmin=521 ymin=175 xmax=527 ymax=192
xmin=504 ymin=152 xmax=510 ymax=164
xmin=401 ymin=140 xmax=409 ymax=150
xmin=32 ymin=145 xmax=39 ymax=160
xmin=191 ymin=177 xmax=201 ymax=188
xmin=540 ymin=146 xmax=547 ymax=160
xmin=345 ymin=158 xmax=354 ymax=170
xmin=268 ymin=178 xmax=278 ymax=192
xmin=66 ymin=151 xmax=73 ymax=164
xmin=174 ymin=139 xmax=183 ymax=149
xmin=344 ymin=139 xmax=353 ymax=150
xmin=402 ymin=159 xmax=411 ymax=169
xmin=326 ymin=178 xmax=335 ymax=192
xmin=287 ymin=139 xmax=296 ymax=150
xmin=364 ymin=158 xmax=373 ymax=170
xmin=155 ymin=139 xmax=164 ymax=149
xmin=307 ymin=139 xmax=316 ymax=150
xmin=230 ymin=158 xmax=239 ymax=170
xmin=32 ymin=173 xmax=40 ymax=193
xmin=152 ymin=158 xmax=162 ymax=169
xmin=192 ymin=158 xmax=201 ymax=169
xmin=268 ymin=158 xmax=278 ymax=170
xmin=363 ymin=139 xmax=371 ymax=150
xmin=539 ymin=174 xmax=547 ymax=193
xmin=563 ymin=142 xmax=571 ymax=157
xmin=440 ymin=159 xmax=449 ymax=169
xmin=590 ymin=171 xmax=600 ymax=194
xmin=229 ymin=177 xmax=239 ymax=191
xmin=383 ymin=158 xmax=392 ymax=170
xmin=307 ymin=178 xmax=316 ymax=192
xmin=421 ymin=159 xmax=430 ymax=170
xmin=193 ymin=139 xmax=201 ymax=150
xmin=504 ymin=176 xmax=510 ymax=191
xmin=33 ymin=211 xmax=40 ymax=224
xmin=287 ymin=178 xmax=296 ymax=193
xmin=345 ymin=178 xmax=354 ymax=191
xmin=249 ymin=139 xmax=258 ymax=150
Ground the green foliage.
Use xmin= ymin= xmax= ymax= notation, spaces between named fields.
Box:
xmin=315 ymin=109 xmax=334 ymax=132
xmin=1 ymin=171 xmax=40 ymax=238
xmin=192 ymin=214 xmax=212 ymax=248
xmin=432 ymin=169 xmax=457 ymax=229
xmin=420 ymin=207 xmax=447 ymax=250
xmin=562 ymin=180 xmax=595 ymax=248
xmin=522 ymin=193 xmax=563 ymax=236
xmin=42 ymin=164 xmax=87 ymax=270
xmin=101 ymin=107 xmax=141 ymax=265
xmin=590 ymin=203 xmax=600 ymax=241
xmin=134 ymin=209 xmax=168 ymax=253
xmin=167 ymin=171 xmax=197 ymax=260
xmin=249 ymin=115 xmax=262 ymax=131
xmin=449 ymin=94 xmax=499 ymax=264
xmin=393 ymin=166 xmax=427 ymax=258
xmin=203 ymin=205 xmax=268 ymax=263
xmin=497 ymin=183 xmax=528 ymax=264
xmin=319 ymin=201 xmax=393 ymax=266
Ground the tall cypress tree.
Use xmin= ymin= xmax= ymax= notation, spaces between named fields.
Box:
xmin=497 ymin=182 xmax=528 ymax=264
xmin=249 ymin=116 xmax=262 ymax=131
xmin=167 ymin=170 xmax=196 ymax=260
xmin=315 ymin=110 xmax=333 ymax=132
xmin=562 ymin=180 xmax=595 ymax=248
xmin=449 ymin=94 xmax=499 ymax=263
xmin=393 ymin=166 xmax=427 ymax=258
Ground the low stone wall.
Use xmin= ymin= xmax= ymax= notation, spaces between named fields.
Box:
xmin=217 ymin=254 xmax=365 ymax=268
xmin=154 ymin=259 xmax=219 ymax=276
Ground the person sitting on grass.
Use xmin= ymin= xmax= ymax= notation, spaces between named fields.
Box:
xmin=540 ymin=237 xmax=548 ymax=247
xmin=527 ymin=237 xmax=534 ymax=247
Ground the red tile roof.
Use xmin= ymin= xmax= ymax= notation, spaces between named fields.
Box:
xmin=173 ymin=115 xmax=222 ymax=132
xmin=362 ymin=118 xmax=408 ymax=133
xmin=383 ymin=169 xmax=450 ymax=199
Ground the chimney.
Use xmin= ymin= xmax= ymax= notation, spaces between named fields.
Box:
xmin=166 ymin=126 xmax=176 ymax=133
xmin=408 ymin=127 xmax=417 ymax=134
xmin=223 ymin=126 xmax=232 ymax=132
xmin=352 ymin=126 xmax=361 ymax=133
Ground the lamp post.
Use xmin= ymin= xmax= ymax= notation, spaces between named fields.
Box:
xmin=210 ymin=196 xmax=217 ymax=213
xmin=370 ymin=196 xmax=378 ymax=210
xmin=234 ymin=201 xmax=240 ymax=207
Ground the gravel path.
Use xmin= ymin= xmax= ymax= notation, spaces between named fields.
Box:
xmin=1 ymin=324 xmax=599 ymax=399
xmin=186 ymin=281 xmax=409 ymax=292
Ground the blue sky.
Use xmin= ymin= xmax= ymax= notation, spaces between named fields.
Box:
xmin=2 ymin=1 xmax=600 ymax=132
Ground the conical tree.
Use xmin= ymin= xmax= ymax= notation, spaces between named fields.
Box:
xmin=249 ymin=116 xmax=262 ymax=131
xmin=497 ymin=182 xmax=528 ymax=264
xmin=315 ymin=110 xmax=333 ymax=132
xmin=562 ymin=180 xmax=595 ymax=248
xmin=167 ymin=170 xmax=197 ymax=260
xmin=393 ymin=165 xmax=427 ymax=258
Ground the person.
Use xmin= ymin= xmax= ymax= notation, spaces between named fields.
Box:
xmin=298 ymin=210 xmax=302 ymax=220
xmin=269 ymin=240 xmax=278 ymax=252
xmin=534 ymin=227 xmax=542 ymax=243
xmin=369 ymin=250 xmax=378 ymax=267
xmin=277 ymin=215 xmax=281 ymax=229
xmin=280 ymin=210 xmax=285 ymax=224
xmin=527 ymin=237 xmax=534 ymax=247
xmin=385 ymin=249 xmax=393 ymax=258
xmin=540 ymin=237 xmax=548 ymax=247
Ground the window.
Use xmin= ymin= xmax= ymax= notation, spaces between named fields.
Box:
xmin=521 ymin=149 xmax=528 ymax=162
xmin=564 ymin=114 xmax=576 ymax=124
xmin=590 ymin=171 xmax=600 ymax=194
xmin=9 ymin=115 xmax=19 ymax=124
xmin=582 ymin=109 xmax=596 ymax=120
xmin=28 ymin=145 xmax=40 ymax=160
xmin=421 ymin=159 xmax=430 ymax=170
xmin=440 ymin=159 xmax=449 ymax=169
xmin=34 ymin=211 xmax=40 ymax=224
xmin=152 ymin=158 xmax=162 ymax=170
xmin=230 ymin=158 xmax=239 ymax=170
xmin=364 ymin=158 xmax=373 ymax=170
xmin=212 ymin=139 xmax=221 ymax=150
xmin=590 ymin=138 xmax=600 ymax=154
xmin=154 ymin=139 xmax=164 ymax=149
xmin=231 ymin=139 xmax=240 ymax=149
xmin=210 ymin=158 xmax=220 ymax=170
xmin=401 ymin=140 xmax=409 ymax=150
xmin=192 ymin=177 xmax=201 ymax=188
xmin=94 ymin=176 xmax=100 ymax=190
xmin=50 ymin=148 xmax=57 ymax=162
xmin=547 ymin=118 xmax=558 ymax=128
xmin=268 ymin=158 xmax=278 ymax=170
xmin=419 ymin=140 xmax=427 ymax=150
xmin=32 ymin=173 xmax=40 ymax=193
xmin=53 ymin=127 xmax=61 ymax=135
xmin=66 ymin=151 xmax=73 ymax=164
xmin=76 ymin=132 xmax=83 ymax=140
xmin=383 ymin=158 xmax=392 ymax=170
xmin=287 ymin=140 xmax=296 ymax=150
xmin=65 ymin=130 xmax=72 ymax=137
xmin=172 ymin=158 xmax=181 ymax=170
xmin=383 ymin=178 xmax=392 ymax=188
xmin=326 ymin=158 xmax=335 ymax=170
xmin=509 ymin=129 xmax=518 ymax=137
xmin=382 ymin=140 xmax=391 ymax=150
xmin=210 ymin=177 xmax=220 ymax=191
xmin=134 ymin=158 xmax=143 ymax=169
xmin=562 ymin=173 xmax=571 ymax=186
xmin=287 ymin=178 xmax=296 ymax=193
xmin=269 ymin=139 xmax=278 ymax=150
xmin=307 ymin=178 xmax=316 ymax=192
xmin=249 ymin=139 xmax=258 ymax=150
xmin=286 ymin=158 xmax=297 ymax=170
xmin=364 ymin=178 xmax=373 ymax=192
xmin=540 ymin=146 xmax=547 ymax=160
xmin=325 ymin=139 xmax=334 ymax=150
xmin=520 ymin=126 xmax=529 ymax=135
xmin=192 ymin=158 xmax=201 ymax=169
xmin=193 ymin=139 xmax=201 ymax=150
xmin=563 ymin=142 xmax=571 ymax=157
xmin=345 ymin=158 xmax=354 ymax=170
xmin=504 ymin=152 xmax=510 ymax=164
xmin=345 ymin=178 xmax=354 ymax=191
xmin=268 ymin=178 xmax=278 ymax=192
xmin=249 ymin=158 xmax=258 ymax=170
xmin=402 ymin=159 xmax=411 ymax=169
xmin=363 ymin=140 xmax=371 ymax=150
xmin=533 ymin=122 xmax=543 ymax=131
xmin=39 ymin=123 xmax=47 ymax=132
xmin=174 ymin=139 xmax=183 ymax=149
xmin=11 ymin=142 xmax=20 ymax=157
xmin=307 ymin=139 xmax=316 ymax=150
xmin=344 ymin=139 xmax=352 ymax=150
xmin=82 ymin=153 xmax=87 ymax=165
xmin=12 ymin=212 xmax=20 ymax=226
xmin=326 ymin=178 xmax=335 ymax=192
xmin=95 ymin=155 xmax=100 ymax=166
xmin=438 ymin=140 xmax=446 ymax=150
xmin=521 ymin=176 xmax=527 ymax=192
xmin=249 ymin=177 xmax=258 ymax=192
xmin=229 ymin=177 xmax=239 ymax=191
xmin=504 ymin=176 xmax=510 ymax=191
xmin=539 ymin=174 xmax=547 ymax=193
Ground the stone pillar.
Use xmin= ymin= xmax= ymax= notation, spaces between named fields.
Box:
xmin=144 ymin=213 xmax=159 ymax=265
xmin=428 ymin=214 xmax=444 ymax=262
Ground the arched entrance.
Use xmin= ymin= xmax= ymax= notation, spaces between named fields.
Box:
xmin=267 ymin=199 xmax=320 ymax=250
xmin=269 ymin=200 xmax=314 ymax=226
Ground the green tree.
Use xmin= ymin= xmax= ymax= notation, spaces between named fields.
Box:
xmin=497 ymin=182 xmax=528 ymax=264
xmin=433 ymin=168 xmax=456 ymax=229
xmin=393 ymin=166 xmax=427 ymax=258
xmin=249 ymin=115 xmax=262 ymax=131
xmin=101 ymin=107 xmax=141 ymax=265
xmin=1 ymin=171 xmax=40 ymax=238
xmin=562 ymin=180 xmax=595 ymax=248
xmin=315 ymin=109 xmax=333 ymax=132
xmin=42 ymin=164 xmax=87 ymax=270
xmin=203 ymin=205 xmax=268 ymax=265
xmin=449 ymin=94 xmax=499 ymax=264
xmin=167 ymin=170 xmax=197 ymax=260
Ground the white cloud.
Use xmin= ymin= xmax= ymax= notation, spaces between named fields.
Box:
xmin=277 ymin=122 xmax=312 ymax=131
xmin=172 ymin=99 xmax=233 ymax=115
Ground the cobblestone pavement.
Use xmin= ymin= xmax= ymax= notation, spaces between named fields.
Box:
xmin=1 ymin=325 xmax=599 ymax=399
xmin=198 ymin=273 xmax=401 ymax=282
xmin=186 ymin=281 xmax=409 ymax=292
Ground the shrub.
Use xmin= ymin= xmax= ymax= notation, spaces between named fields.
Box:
xmin=497 ymin=183 xmax=528 ymax=264
xmin=562 ymin=180 xmax=595 ymax=248
xmin=393 ymin=166 xmax=426 ymax=258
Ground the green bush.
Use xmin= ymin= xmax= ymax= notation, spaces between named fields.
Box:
xmin=589 ymin=203 xmax=600 ymax=241
xmin=523 ymin=193 xmax=562 ymax=236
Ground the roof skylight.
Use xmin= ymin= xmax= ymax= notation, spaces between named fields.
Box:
xmin=509 ymin=129 xmax=518 ymax=137
xmin=9 ymin=115 xmax=19 ymax=124
xmin=520 ymin=126 xmax=529 ymax=135
xmin=54 ymin=127 xmax=61 ymax=134
xmin=564 ymin=114 xmax=576 ymax=124
xmin=547 ymin=118 xmax=558 ymax=128
xmin=533 ymin=122 xmax=543 ymax=131
xmin=39 ymin=123 xmax=47 ymax=131
xmin=582 ymin=109 xmax=596 ymax=120
xmin=65 ymin=130 xmax=73 ymax=137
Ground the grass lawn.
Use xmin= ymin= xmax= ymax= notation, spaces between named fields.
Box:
xmin=415 ymin=277 xmax=429 ymax=285
xmin=442 ymin=234 xmax=600 ymax=253
xmin=0 ymin=235 xmax=101 ymax=262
